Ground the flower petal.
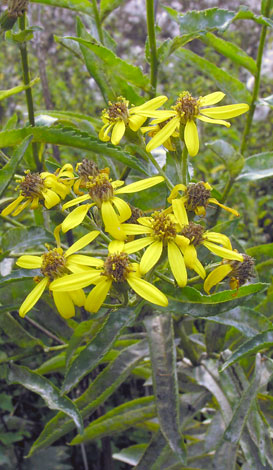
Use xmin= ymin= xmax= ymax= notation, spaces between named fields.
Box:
xmin=128 ymin=115 xmax=147 ymax=131
xmin=66 ymin=254 xmax=104 ymax=267
xmin=50 ymin=271 xmax=102 ymax=291
xmin=108 ymin=240 xmax=125 ymax=254
xmin=146 ymin=116 xmax=180 ymax=152
xmin=112 ymin=197 xmax=131 ymax=222
xmin=205 ymin=232 xmax=232 ymax=250
xmin=62 ymin=194 xmax=91 ymax=210
xmin=172 ymin=198 xmax=188 ymax=227
xmin=201 ymin=103 xmax=249 ymax=119
xmin=12 ymin=199 xmax=31 ymax=216
xmin=124 ymin=237 xmax=154 ymax=254
xmin=197 ymin=114 xmax=231 ymax=128
xmin=53 ymin=291 xmax=75 ymax=319
xmin=1 ymin=195 xmax=24 ymax=217
xmin=65 ymin=230 xmax=100 ymax=257
xmin=69 ymin=289 xmax=86 ymax=307
xmin=62 ymin=204 xmax=93 ymax=233
xmin=199 ymin=92 xmax=225 ymax=106
xmin=184 ymin=120 xmax=199 ymax=157
xmin=111 ymin=121 xmax=126 ymax=145
xmin=168 ymin=241 xmax=187 ymax=287
xmin=202 ymin=241 xmax=244 ymax=261
xmin=19 ymin=277 xmax=48 ymax=317
xmin=184 ymin=245 xmax=206 ymax=279
xmin=208 ymin=198 xmax=239 ymax=217
xmin=115 ymin=176 xmax=164 ymax=195
xmin=140 ymin=240 xmax=163 ymax=274
xmin=167 ymin=184 xmax=187 ymax=203
xmin=204 ymin=264 xmax=233 ymax=294
xmin=101 ymin=200 xmax=125 ymax=240
xmin=122 ymin=223 xmax=152 ymax=236
xmin=127 ymin=274 xmax=168 ymax=307
xmin=42 ymin=189 xmax=60 ymax=209
xmin=132 ymin=95 xmax=168 ymax=112
xmin=85 ymin=278 xmax=112 ymax=313
xmin=16 ymin=255 xmax=42 ymax=269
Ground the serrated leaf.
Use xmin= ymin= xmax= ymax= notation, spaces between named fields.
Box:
xmin=28 ymin=340 xmax=148 ymax=456
xmin=0 ymin=135 xmax=33 ymax=198
xmin=70 ymin=396 xmax=156 ymax=444
xmin=176 ymin=49 xmax=251 ymax=103
xmin=6 ymin=364 xmax=83 ymax=433
xmin=144 ymin=314 xmax=186 ymax=464
xmin=221 ymin=330 xmax=273 ymax=371
xmin=236 ymin=152 xmax=273 ymax=181
xmin=100 ymin=0 xmax=126 ymax=22
xmin=0 ymin=127 xmax=148 ymax=175
xmin=62 ymin=306 xmax=140 ymax=393
xmin=0 ymin=312 xmax=43 ymax=348
xmin=30 ymin=0 xmax=93 ymax=16
xmin=171 ymin=8 xmax=236 ymax=33
xmin=0 ymin=78 xmax=39 ymax=101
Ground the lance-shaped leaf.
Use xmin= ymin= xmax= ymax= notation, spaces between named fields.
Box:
xmin=0 ymin=135 xmax=33 ymax=198
xmin=61 ymin=306 xmax=140 ymax=393
xmin=0 ymin=78 xmax=39 ymax=101
xmin=236 ymin=152 xmax=273 ymax=181
xmin=6 ymin=364 xmax=83 ymax=433
xmin=70 ymin=396 xmax=156 ymax=444
xmin=0 ymin=269 xmax=39 ymax=287
xmin=100 ymin=0 xmax=126 ymax=22
xmin=30 ymin=0 xmax=93 ymax=16
xmin=28 ymin=340 xmax=149 ymax=456
xmin=144 ymin=314 xmax=186 ymax=464
xmin=0 ymin=312 xmax=43 ymax=348
xmin=221 ymin=329 xmax=273 ymax=371
xmin=0 ymin=127 xmax=148 ymax=175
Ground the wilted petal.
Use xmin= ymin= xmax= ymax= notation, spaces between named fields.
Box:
xmin=42 ymin=189 xmax=60 ymax=209
xmin=208 ymin=198 xmax=239 ymax=216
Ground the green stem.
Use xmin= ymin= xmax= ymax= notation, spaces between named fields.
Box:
xmin=24 ymin=316 xmax=66 ymax=344
xmin=145 ymin=149 xmax=174 ymax=190
xmin=209 ymin=176 xmax=234 ymax=227
xmin=0 ymin=214 xmax=25 ymax=228
xmin=240 ymin=0 xmax=271 ymax=154
xmin=91 ymin=0 xmax=104 ymax=44
xmin=18 ymin=14 xmax=41 ymax=171
xmin=181 ymin=143 xmax=188 ymax=185
xmin=146 ymin=0 xmax=158 ymax=95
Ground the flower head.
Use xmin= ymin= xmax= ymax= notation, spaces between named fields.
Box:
xmin=99 ymin=95 xmax=168 ymax=145
xmin=204 ymin=254 xmax=255 ymax=294
xmin=141 ymin=119 xmax=179 ymax=151
xmin=144 ymin=91 xmax=249 ymax=156
xmin=73 ymin=159 xmax=102 ymax=195
xmin=61 ymin=173 xmax=164 ymax=240
xmin=16 ymin=230 xmax=99 ymax=319
xmin=50 ymin=241 xmax=168 ymax=313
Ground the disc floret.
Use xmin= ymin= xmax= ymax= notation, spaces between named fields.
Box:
xmin=174 ymin=91 xmax=200 ymax=124
xmin=151 ymin=211 xmax=177 ymax=241
xmin=87 ymin=173 xmax=114 ymax=207
xmin=181 ymin=222 xmax=205 ymax=246
xmin=40 ymin=248 xmax=67 ymax=281
xmin=103 ymin=252 xmax=131 ymax=282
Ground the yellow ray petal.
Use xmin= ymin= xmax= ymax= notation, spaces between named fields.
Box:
xmin=115 ymin=176 xmax=164 ymax=195
xmin=65 ymin=230 xmax=100 ymax=257
xmin=19 ymin=277 xmax=48 ymax=318
xmin=85 ymin=278 xmax=112 ymax=313
xmin=174 ymin=234 xmax=190 ymax=249
xmin=16 ymin=255 xmax=42 ymax=269
xmin=66 ymin=254 xmax=104 ymax=267
xmin=62 ymin=194 xmax=91 ymax=210
xmin=135 ymin=217 xmax=153 ymax=227
xmin=199 ymin=91 xmax=225 ymax=106
xmin=202 ymin=241 xmax=244 ymax=261
xmin=197 ymin=114 xmax=231 ymax=127
xmin=172 ymin=198 xmax=188 ymax=227
xmin=50 ymin=271 xmax=102 ymax=291
xmin=124 ymin=236 xmax=154 ymax=254
xmin=128 ymin=114 xmax=147 ymax=131
xmin=42 ymin=189 xmax=60 ymax=209
xmin=101 ymin=200 xmax=125 ymax=240
xmin=205 ymin=232 xmax=232 ymax=250
xmin=168 ymin=241 xmax=187 ymax=287
xmin=108 ymin=240 xmax=125 ymax=254
xmin=208 ymin=198 xmax=239 ymax=216
xmin=62 ymin=204 xmax=93 ymax=233
xmin=53 ymin=291 xmax=75 ymax=319
xmin=111 ymin=120 xmax=126 ymax=145
xmin=184 ymin=120 xmax=199 ymax=157
xmin=146 ymin=116 xmax=180 ymax=152
xmin=184 ymin=245 xmax=206 ymax=278
xmin=69 ymin=289 xmax=86 ymax=307
xmin=121 ymin=223 xmax=152 ymax=236
xmin=204 ymin=264 xmax=233 ymax=294
xmin=127 ymin=274 xmax=168 ymax=307
xmin=66 ymin=263 xmax=92 ymax=273
xmin=1 ymin=195 xmax=25 ymax=217
xmin=112 ymin=197 xmax=131 ymax=222
xmin=167 ymin=184 xmax=187 ymax=203
xmin=99 ymin=122 xmax=113 ymax=141
xmin=201 ymin=103 xmax=249 ymax=119
xmin=140 ymin=240 xmax=163 ymax=274
xmin=132 ymin=95 xmax=168 ymax=112
xmin=12 ymin=199 xmax=31 ymax=216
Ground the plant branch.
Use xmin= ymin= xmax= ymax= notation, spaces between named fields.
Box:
xmin=146 ymin=0 xmax=158 ymax=95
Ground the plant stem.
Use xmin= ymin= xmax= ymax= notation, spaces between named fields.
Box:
xmin=145 ymin=149 xmax=174 ymax=190
xmin=209 ymin=176 xmax=234 ymax=227
xmin=146 ymin=0 xmax=158 ymax=95
xmin=24 ymin=316 xmax=66 ymax=344
xmin=181 ymin=143 xmax=188 ymax=185
xmin=18 ymin=14 xmax=41 ymax=171
xmin=91 ymin=0 xmax=104 ymax=44
xmin=240 ymin=0 xmax=271 ymax=154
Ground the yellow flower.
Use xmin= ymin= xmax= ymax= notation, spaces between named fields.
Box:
xmin=50 ymin=241 xmax=168 ymax=313
xmin=16 ymin=230 xmax=100 ymax=319
xmin=143 ymin=91 xmax=249 ymax=156
xmin=61 ymin=174 xmax=164 ymax=240
xmin=204 ymin=254 xmax=255 ymax=294
xmin=167 ymin=181 xmax=239 ymax=218
xmin=180 ymin=222 xmax=244 ymax=279
xmin=141 ymin=120 xmax=179 ymax=151
xmin=1 ymin=164 xmax=74 ymax=217
xmin=99 ymin=95 xmax=168 ymax=145
xmin=73 ymin=159 xmax=102 ymax=195
xmin=122 ymin=211 xmax=190 ymax=287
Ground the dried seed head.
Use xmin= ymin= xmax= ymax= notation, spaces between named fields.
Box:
xmin=103 ymin=252 xmax=131 ymax=282
xmin=126 ymin=205 xmax=144 ymax=224
xmin=8 ymin=0 xmax=28 ymax=17
xmin=20 ymin=171 xmax=45 ymax=198
xmin=181 ymin=222 xmax=205 ymax=246
xmin=77 ymin=159 xmax=99 ymax=181
xmin=185 ymin=182 xmax=211 ymax=212
xmin=229 ymin=254 xmax=255 ymax=287
xmin=87 ymin=173 xmax=114 ymax=206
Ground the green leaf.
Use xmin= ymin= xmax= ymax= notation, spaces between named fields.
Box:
xmin=232 ymin=5 xmax=273 ymax=28
xmin=1 ymin=227 xmax=53 ymax=252
xmin=176 ymin=49 xmax=251 ymax=103
xmin=221 ymin=330 xmax=273 ymax=371
xmin=0 ymin=312 xmax=43 ymax=348
xmin=62 ymin=306 xmax=140 ymax=393
xmin=165 ymin=7 xmax=236 ymax=33
xmin=0 ymin=127 xmax=148 ymax=175
xmin=236 ymin=152 xmax=273 ymax=181
xmin=28 ymin=340 xmax=148 ymax=456
xmin=206 ymin=139 xmax=244 ymax=177
xmin=6 ymin=364 xmax=83 ymax=433
xmin=66 ymin=37 xmax=150 ymax=91
xmin=246 ymin=242 xmax=273 ymax=258
xmin=30 ymin=0 xmax=93 ymax=16
xmin=0 ymin=78 xmax=39 ymax=101
xmin=200 ymin=33 xmax=257 ymax=75
xmin=70 ymin=396 xmax=156 ymax=444
xmin=144 ymin=315 xmax=186 ymax=464
xmin=0 ymin=269 xmax=39 ymax=287
xmin=0 ymin=393 xmax=13 ymax=412
xmin=0 ymin=135 xmax=33 ymax=198
xmin=100 ymin=0 xmax=126 ymax=22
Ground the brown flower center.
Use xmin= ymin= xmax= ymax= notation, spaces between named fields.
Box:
xmin=174 ymin=91 xmax=200 ymax=124
xmin=151 ymin=211 xmax=177 ymax=241
xmin=105 ymin=97 xmax=129 ymax=124
xmin=87 ymin=173 xmax=114 ymax=206
xmin=77 ymin=159 xmax=99 ymax=182
xmin=181 ymin=222 xmax=205 ymax=246
xmin=20 ymin=172 xmax=45 ymax=198
xmin=103 ymin=252 xmax=131 ymax=282
xmin=126 ymin=205 xmax=144 ymax=224
xmin=185 ymin=182 xmax=211 ymax=211
xmin=41 ymin=249 xmax=67 ymax=281
xmin=229 ymin=255 xmax=255 ymax=286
